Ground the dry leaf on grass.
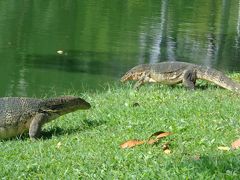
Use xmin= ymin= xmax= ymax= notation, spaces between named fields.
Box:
xmin=147 ymin=131 xmax=172 ymax=145
xmin=162 ymin=142 xmax=171 ymax=154
xmin=149 ymin=131 xmax=172 ymax=138
xmin=147 ymin=139 xmax=158 ymax=145
xmin=193 ymin=154 xmax=201 ymax=160
xmin=162 ymin=142 xmax=170 ymax=150
xmin=56 ymin=142 xmax=62 ymax=149
xmin=217 ymin=146 xmax=230 ymax=151
xmin=163 ymin=149 xmax=171 ymax=154
xmin=120 ymin=131 xmax=173 ymax=149
xmin=120 ymin=140 xmax=145 ymax=149
xmin=155 ymin=132 xmax=172 ymax=139
xmin=231 ymin=138 xmax=240 ymax=150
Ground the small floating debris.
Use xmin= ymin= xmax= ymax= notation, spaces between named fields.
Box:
xmin=57 ymin=50 xmax=64 ymax=54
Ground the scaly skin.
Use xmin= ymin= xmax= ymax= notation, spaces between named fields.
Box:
xmin=0 ymin=96 xmax=91 ymax=139
xmin=121 ymin=61 xmax=240 ymax=92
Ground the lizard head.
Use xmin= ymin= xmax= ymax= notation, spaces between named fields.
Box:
xmin=43 ymin=96 xmax=91 ymax=115
xmin=120 ymin=71 xmax=144 ymax=82
xmin=121 ymin=64 xmax=150 ymax=82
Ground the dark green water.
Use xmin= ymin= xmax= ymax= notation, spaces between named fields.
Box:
xmin=0 ymin=0 xmax=240 ymax=97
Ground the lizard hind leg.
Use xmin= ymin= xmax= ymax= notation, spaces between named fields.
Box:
xmin=182 ymin=69 xmax=197 ymax=90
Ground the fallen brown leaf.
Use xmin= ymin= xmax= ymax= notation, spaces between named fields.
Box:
xmin=162 ymin=142 xmax=171 ymax=154
xmin=156 ymin=132 xmax=172 ymax=139
xmin=147 ymin=139 xmax=158 ymax=145
xmin=147 ymin=131 xmax=172 ymax=145
xmin=217 ymin=146 xmax=230 ymax=151
xmin=162 ymin=142 xmax=170 ymax=150
xmin=56 ymin=142 xmax=62 ymax=149
xmin=120 ymin=140 xmax=145 ymax=149
xmin=193 ymin=154 xmax=201 ymax=160
xmin=163 ymin=149 xmax=171 ymax=154
xmin=231 ymin=138 xmax=240 ymax=149
xmin=149 ymin=131 xmax=172 ymax=139
xmin=121 ymin=130 xmax=173 ymax=149
xmin=149 ymin=131 xmax=165 ymax=138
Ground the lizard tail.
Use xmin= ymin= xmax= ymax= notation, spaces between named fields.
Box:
xmin=196 ymin=66 xmax=240 ymax=92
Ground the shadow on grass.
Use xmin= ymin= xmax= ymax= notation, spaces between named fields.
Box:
xmin=156 ymin=83 xmax=216 ymax=91
xmin=196 ymin=83 xmax=215 ymax=90
xmin=40 ymin=118 xmax=106 ymax=139
xmin=2 ymin=119 xmax=105 ymax=141
xmin=177 ymin=153 xmax=240 ymax=177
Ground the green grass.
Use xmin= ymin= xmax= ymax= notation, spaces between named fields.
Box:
xmin=1 ymin=75 xmax=240 ymax=179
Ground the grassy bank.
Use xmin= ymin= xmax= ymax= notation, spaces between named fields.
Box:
xmin=1 ymin=76 xmax=240 ymax=179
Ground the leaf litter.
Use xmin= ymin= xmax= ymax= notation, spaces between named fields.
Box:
xmin=231 ymin=138 xmax=240 ymax=150
xmin=217 ymin=138 xmax=240 ymax=151
xmin=120 ymin=131 xmax=172 ymax=153
xmin=120 ymin=130 xmax=240 ymax=155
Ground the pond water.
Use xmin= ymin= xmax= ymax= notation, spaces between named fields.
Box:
xmin=0 ymin=0 xmax=240 ymax=97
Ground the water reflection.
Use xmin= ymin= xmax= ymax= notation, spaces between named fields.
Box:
xmin=0 ymin=0 xmax=240 ymax=96
xmin=235 ymin=0 xmax=240 ymax=49
xmin=150 ymin=0 xmax=168 ymax=63
xmin=25 ymin=50 xmax=127 ymax=76
xmin=205 ymin=0 xmax=217 ymax=66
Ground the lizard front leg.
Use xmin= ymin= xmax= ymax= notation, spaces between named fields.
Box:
xmin=29 ymin=113 xmax=49 ymax=139
xmin=133 ymin=72 xmax=150 ymax=89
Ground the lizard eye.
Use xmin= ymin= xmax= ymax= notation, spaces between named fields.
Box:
xmin=39 ymin=104 xmax=66 ymax=113
xmin=49 ymin=104 xmax=64 ymax=110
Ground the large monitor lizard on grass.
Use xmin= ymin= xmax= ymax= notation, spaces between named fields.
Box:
xmin=121 ymin=61 xmax=240 ymax=92
xmin=0 ymin=96 xmax=91 ymax=139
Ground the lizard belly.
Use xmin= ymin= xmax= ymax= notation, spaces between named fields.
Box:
xmin=151 ymin=73 xmax=182 ymax=84
xmin=0 ymin=119 xmax=31 ymax=139
xmin=0 ymin=126 xmax=28 ymax=139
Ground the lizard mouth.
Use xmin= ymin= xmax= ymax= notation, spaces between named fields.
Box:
xmin=120 ymin=77 xmax=127 ymax=83
xmin=80 ymin=101 xmax=91 ymax=109
xmin=120 ymin=73 xmax=130 ymax=82
xmin=121 ymin=71 xmax=145 ymax=82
